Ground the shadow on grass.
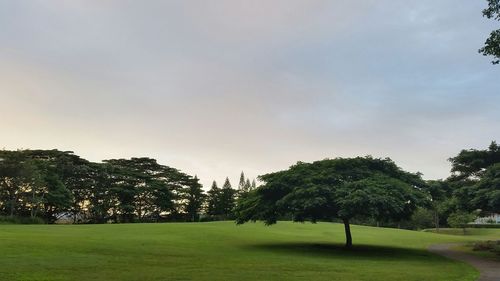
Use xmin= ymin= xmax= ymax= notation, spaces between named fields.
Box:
xmin=243 ymin=242 xmax=439 ymax=261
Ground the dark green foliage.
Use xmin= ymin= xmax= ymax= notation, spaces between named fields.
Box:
xmin=423 ymin=180 xmax=455 ymax=231
xmin=465 ymin=164 xmax=500 ymax=214
xmin=236 ymin=157 xmax=428 ymax=247
xmin=244 ymin=179 xmax=251 ymax=191
xmin=183 ymin=176 xmax=205 ymax=221
xmin=238 ymin=171 xmax=246 ymax=192
xmin=448 ymin=141 xmax=500 ymax=214
xmin=220 ymin=178 xmax=237 ymax=219
xmin=410 ymin=208 xmax=435 ymax=230
xmin=207 ymin=181 xmax=221 ymax=216
xmin=479 ymin=0 xmax=500 ymax=64
xmin=466 ymin=224 xmax=500 ymax=228
xmin=447 ymin=211 xmax=477 ymax=234
xmin=237 ymin=171 xmax=251 ymax=196
xmin=0 ymin=149 xmax=203 ymax=224
xmin=0 ymin=215 xmax=45 ymax=224
xmin=449 ymin=141 xmax=500 ymax=181
xmin=205 ymin=178 xmax=237 ymax=220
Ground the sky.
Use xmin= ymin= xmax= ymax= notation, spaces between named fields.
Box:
xmin=0 ymin=0 xmax=499 ymax=189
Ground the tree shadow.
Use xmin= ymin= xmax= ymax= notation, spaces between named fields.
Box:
xmin=243 ymin=242 xmax=439 ymax=262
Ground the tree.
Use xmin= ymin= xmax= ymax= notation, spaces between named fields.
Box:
xmin=86 ymin=163 xmax=115 ymax=223
xmin=220 ymin=177 xmax=237 ymax=219
xmin=0 ymin=149 xmax=199 ymax=224
xmin=104 ymin=158 xmax=183 ymax=222
xmin=42 ymin=171 xmax=73 ymax=223
xmin=479 ymin=0 xmax=500 ymax=64
xmin=447 ymin=211 xmax=477 ymax=235
xmin=467 ymin=163 xmax=500 ymax=214
xmin=449 ymin=141 xmax=500 ymax=214
xmin=410 ymin=207 xmax=434 ymax=230
xmin=0 ymin=151 xmax=27 ymax=217
xmin=424 ymin=180 xmax=454 ymax=232
xmin=182 ymin=176 xmax=205 ymax=222
xmin=449 ymin=141 xmax=500 ymax=181
xmin=236 ymin=157 xmax=427 ymax=248
xmin=206 ymin=181 xmax=221 ymax=217
xmin=238 ymin=172 xmax=246 ymax=191
xmin=244 ymin=179 xmax=251 ymax=191
xmin=251 ymin=179 xmax=257 ymax=190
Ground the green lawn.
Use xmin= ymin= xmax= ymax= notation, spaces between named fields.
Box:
xmin=0 ymin=222 xmax=498 ymax=281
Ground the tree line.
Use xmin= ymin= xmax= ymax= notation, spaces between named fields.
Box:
xmin=1 ymin=141 xmax=498 ymax=237
xmin=0 ymin=149 xmax=254 ymax=224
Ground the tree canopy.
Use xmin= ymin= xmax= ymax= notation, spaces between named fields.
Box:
xmin=479 ymin=0 xmax=500 ymax=64
xmin=0 ymin=150 xmax=204 ymax=223
xmin=449 ymin=141 xmax=500 ymax=214
xmin=235 ymin=157 xmax=428 ymax=247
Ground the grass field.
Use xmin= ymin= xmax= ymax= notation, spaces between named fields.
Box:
xmin=0 ymin=222 xmax=498 ymax=281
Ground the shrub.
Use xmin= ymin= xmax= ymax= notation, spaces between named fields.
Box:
xmin=472 ymin=240 xmax=500 ymax=256
xmin=447 ymin=211 xmax=477 ymax=234
xmin=0 ymin=216 xmax=45 ymax=224
xmin=493 ymin=245 xmax=500 ymax=256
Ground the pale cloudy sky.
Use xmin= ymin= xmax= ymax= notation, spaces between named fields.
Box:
xmin=0 ymin=0 xmax=499 ymax=188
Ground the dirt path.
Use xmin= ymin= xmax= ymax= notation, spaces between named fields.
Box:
xmin=428 ymin=244 xmax=500 ymax=281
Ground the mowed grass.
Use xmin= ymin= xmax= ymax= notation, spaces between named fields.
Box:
xmin=0 ymin=222 xmax=497 ymax=281
xmin=433 ymin=228 xmax=500 ymax=261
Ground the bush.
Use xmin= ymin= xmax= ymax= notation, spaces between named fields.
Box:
xmin=0 ymin=216 xmax=45 ymax=224
xmin=410 ymin=208 xmax=434 ymax=230
xmin=466 ymin=224 xmax=500 ymax=229
xmin=472 ymin=240 xmax=500 ymax=256
xmin=447 ymin=211 xmax=477 ymax=234
xmin=493 ymin=245 xmax=500 ymax=255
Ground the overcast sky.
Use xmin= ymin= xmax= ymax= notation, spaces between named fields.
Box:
xmin=1 ymin=0 xmax=499 ymax=188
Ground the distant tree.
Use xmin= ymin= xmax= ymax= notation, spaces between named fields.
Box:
xmin=449 ymin=141 xmax=500 ymax=181
xmin=238 ymin=172 xmax=246 ymax=192
xmin=465 ymin=163 xmax=500 ymax=214
xmin=104 ymin=158 xmax=182 ymax=222
xmin=424 ymin=180 xmax=454 ymax=232
xmin=244 ymin=179 xmax=251 ymax=191
xmin=410 ymin=207 xmax=434 ymax=230
xmin=220 ymin=177 xmax=237 ymax=219
xmin=0 ymin=151 xmax=28 ymax=217
xmin=479 ymin=0 xmax=500 ymax=64
xmin=183 ymin=176 xmax=205 ymax=222
xmin=447 ymin=211 xmax=477 ymax=235
xmin=236 ymin=157 xmax=427 ymax=248
xmin=206 ymin=181 xmax=221 ymax=217
xmin=0 ymin=149 xmax=199 ymax=224
xmin=35 ymin=150 xmax=94 ymax=223
xmin=42 ymin=171 xmax=73 ymax=223
xmin=251 ymin=179 xmax=257 ymax=190
xmin=449 ymin=141 xmax=500 ymax=214
xmin=86 ymin=163 xmax=115 ymax=223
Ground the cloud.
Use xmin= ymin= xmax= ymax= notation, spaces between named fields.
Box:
xmin=0 ymin=0 xmax=499 ymax=187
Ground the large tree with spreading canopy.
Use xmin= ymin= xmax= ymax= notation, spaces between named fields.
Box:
xmin=235 ymin=157 xmax=427 ymax=247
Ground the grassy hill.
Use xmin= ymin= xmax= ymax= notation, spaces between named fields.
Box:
xmin=0 ymin=221 xmax=497 ymax=281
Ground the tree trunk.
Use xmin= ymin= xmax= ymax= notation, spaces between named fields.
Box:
xmin=9 ymin=194 xmax=16 ymax=218
xmin=343 ymin=218 xmax=352 ymax=248
xmin=9 ymin=201 xmax=15 ymax=217
xmin=434 ymin=210 xmax=440 ymax=233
